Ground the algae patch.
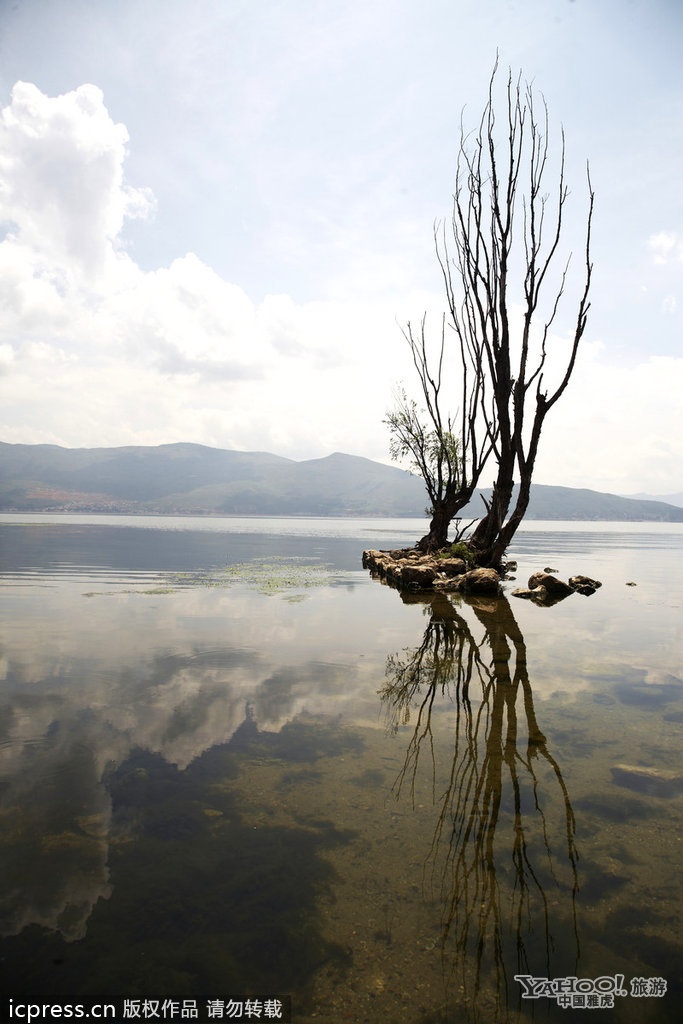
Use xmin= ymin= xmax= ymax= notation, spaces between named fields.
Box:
xmin=84 ymin=557 xmax=350 ymax=598
xmin=186 ymin=556 xmax=344 ymax=595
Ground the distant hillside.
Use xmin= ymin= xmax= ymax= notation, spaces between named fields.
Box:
xmin=496 ymin=485 xmax=683 ymax=523
xmin=0 ymin=442 xmax=426 ymax=517
xmin=625 ymin=491 xmax=683 ymax=508
xmin=1 ymin=442 xmax=683 ymax=522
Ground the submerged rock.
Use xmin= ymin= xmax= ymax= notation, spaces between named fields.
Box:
xmin=611 ymin=764 xmax=683 ymax=799
xmin=512 ymin=584 xmax=570 ymax=607
xmin=528 ymin=571 xmax=575 ymax=598
xmin=569 ymin=574 xmax=602 ymax=595
xmin=520 ymin=570 xmax=603 ymax=602
xmin=512 ymin=586 xmax=548 ymax=602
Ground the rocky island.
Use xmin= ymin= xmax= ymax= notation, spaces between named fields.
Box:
xmin=362 ymin=546 xmax=602 ymax=605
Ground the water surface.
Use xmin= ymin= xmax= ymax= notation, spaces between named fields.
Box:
xmin=0 ymin=516 xmax=681 ymax=1022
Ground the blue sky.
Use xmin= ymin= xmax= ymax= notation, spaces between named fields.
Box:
xmin=0 ymin=0 xmax=681 ymax=494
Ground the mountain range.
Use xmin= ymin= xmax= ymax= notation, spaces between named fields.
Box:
xmin=1 ymin=441 xmax=683 ymax=522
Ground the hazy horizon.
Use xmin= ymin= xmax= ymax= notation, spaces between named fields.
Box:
xmin=3 ymin=437 xmax=683 ymax=506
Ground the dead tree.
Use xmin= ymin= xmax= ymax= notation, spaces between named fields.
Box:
xmin=391 ymin=60 xmax=593 ymax=562
xmin=455 ymin=62 xmax=594 ymax=565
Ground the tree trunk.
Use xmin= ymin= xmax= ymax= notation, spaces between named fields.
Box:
xmin=469 ymin=443 xmax=516 ymax=565
xmin=474 ymin=405 xmax=543 ymax=566
xmin=486 ymin=474 xmax=533 ymax=567
xmin=417 ymin=499 xmax=457 ymax=552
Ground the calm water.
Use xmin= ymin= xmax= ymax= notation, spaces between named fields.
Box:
xmin=0 ymin=515 xmax=681 ymax=1023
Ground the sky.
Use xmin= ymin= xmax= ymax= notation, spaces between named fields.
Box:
xmin=0 ymin=0 xmax=681 ymax=495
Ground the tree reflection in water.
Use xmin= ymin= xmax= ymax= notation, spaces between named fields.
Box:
xmin=380 ymin=591 xmax=579 ymax=1021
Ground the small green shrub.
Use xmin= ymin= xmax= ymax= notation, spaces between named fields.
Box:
xmin=448 ymin=541 xmax=476 ymax=565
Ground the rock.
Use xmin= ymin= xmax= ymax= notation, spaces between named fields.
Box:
xmin=512 ymin=584 xmax=567 ymax=606
xmin=458 ymin=567 xmax=501 ymax=595
xmin=362 ymin=548 xmax=446 ymax=590
xmin=512 ymin=587 xmax=544 ymax=601
xmin=362 ymin=550 xmax=382 ymax=568
xmin=400 ymin=563 xmax=438 ymax=589
xmin=433 ymin=576 xmax=463 ymax=592
xmin=528 ymin=571 xmax=574 ymax=598
xmin=544 ymin=566 xmax=559 ymax=573
xmin=362 ymin=550 xmax=401 ymax=583
xmin=436 ymin=557 xmax=467 ymax=577
xmin=384 ymin=564 xmax=402 ymax=585
xmin=569 ymin=574 xmax=602 ymax=596
xmin=366 ymin=546 xmax=605 ymax=603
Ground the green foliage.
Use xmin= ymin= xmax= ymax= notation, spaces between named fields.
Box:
xmin=432 ymin=541 xmax=475 ymax=564
xmin=384 ymin=388 xmax=462 ymax=498
xmin=447 ymin=541 xmax=476 ymax=566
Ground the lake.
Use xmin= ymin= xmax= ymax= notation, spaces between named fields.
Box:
xmin=0 ymin=514 xmax=681 ymax=1023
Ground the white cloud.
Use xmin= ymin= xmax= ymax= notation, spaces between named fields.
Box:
xmin=648 ymin=230 xmax=683 ymax=265
xmin=535 ymin=346 xmax=683 ymax=494
xmin=0 ymin=81 xmax=154 ymax=278
xmin=0 ymin=82 xmax=425 ymax=460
